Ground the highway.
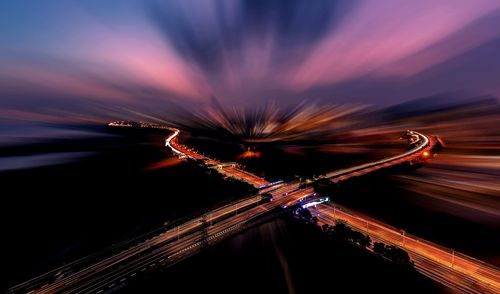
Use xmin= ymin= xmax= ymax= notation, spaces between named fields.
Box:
xmin=312 ymin=204 xmax=500 ymax=294
xmin=7 ymin=194 xmax=266 ymax=293
xmin=324 ymin=130 xmax=432 ymax=182
xmin=135 ymin=128 xmax=500 ymax=293
xmin=65 ymin=189 xmax=316 ymax=294
xmin=9 ymin=187 xmax=312 ymax=294
xmin=9 ymin=128 xmax=498 ymax=294
xmin=217 ymin=166 xmax=270 ymax=188
xmin=166 ymin=127 xmax=270 ymax=188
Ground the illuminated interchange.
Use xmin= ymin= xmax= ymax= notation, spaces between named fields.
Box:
xmin=2 ymin=1 xmax=499 ymax=293
xmin=8 ymin=124 xmax=499 ymax=294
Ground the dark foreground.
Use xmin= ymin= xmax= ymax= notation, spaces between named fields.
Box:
xmin=0 ymin=125 xmax=449 ymax=292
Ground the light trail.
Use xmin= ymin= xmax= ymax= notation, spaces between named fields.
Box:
xmin=313 ymin=204 xmax=500 ymax=293
xmin=325 ymin=131 xmax=432 ymax=181
xmin=165 ymin=128 xmax=270 ymax=188
xmin=9 ymin=128 xmax=497 ymax=294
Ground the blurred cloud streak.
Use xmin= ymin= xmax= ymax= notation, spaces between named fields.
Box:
xmin=1 ymin=0 xmax=500 ymax=124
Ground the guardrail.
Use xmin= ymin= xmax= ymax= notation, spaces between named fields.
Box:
xmin=318 ymin=203 xmax=500 ymax=292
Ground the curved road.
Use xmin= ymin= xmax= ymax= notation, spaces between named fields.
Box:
xmin=9 ymin=128 xmax=498 ymax=294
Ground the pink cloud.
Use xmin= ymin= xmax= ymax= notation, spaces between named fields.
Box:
xmin=288 ymin=0 xmax=500 ymax=90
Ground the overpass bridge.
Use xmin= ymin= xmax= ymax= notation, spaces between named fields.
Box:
xmin=312 ymin=203 xmax=500 ymax=294
xmin=8 ymin=128 xmax=498 ymax=294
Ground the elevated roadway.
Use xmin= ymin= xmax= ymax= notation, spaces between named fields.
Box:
xmin=10 ymin=128 xmax=498 ymax=294
xmin=312 ymin=204 xmax=500 ymax=294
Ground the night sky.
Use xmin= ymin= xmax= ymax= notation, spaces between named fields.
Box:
xmin=1 ymin=0 xmax=500 ymax=122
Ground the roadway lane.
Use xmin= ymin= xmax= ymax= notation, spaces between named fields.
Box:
xmin=45 ymin=194 xmax=304 ymax=294
xmin=325 ymin=131 xmax=432 ymax=182
xmin=10 ymin=195 xmax=267 ymax=294
xmin=217 ymin=166 xmax=270 ymax=188
xmin=12 ymin=129 xmax=487 ymax=294
xmin=166 ymin=128 xmax=270 ymax=188
xmin=16 ymin=188 xmax=311 ymax=294
xmin=62 ymin=207 xmax=271 ymax=294
xmin=312 ymin=204 xmax=500 ymax=294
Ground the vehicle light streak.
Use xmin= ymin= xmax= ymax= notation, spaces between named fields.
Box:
xmin=313 ymin=204 xmax=500 ymax=293
xmin=9 ymin=128 xmax=498 ymax=294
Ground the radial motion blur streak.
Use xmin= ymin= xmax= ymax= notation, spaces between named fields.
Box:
xmin=1 ymin=0 xmax=500 ymax=125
